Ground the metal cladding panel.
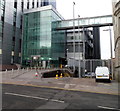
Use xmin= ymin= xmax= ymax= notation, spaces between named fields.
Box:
xmin=34 ymin=0 xmax=37 ymax=8
xmin=29 ymin=0 xmax=32 ymax=9
xmin=39 ymin=0 xmax=42 ymax=6
xmin=93 ymin=27 xmax=101 ymax=59
xmin=24 ymin=0 xmax=27 ymax=10
xmin=0 ymin=1 xmax=1 ymax=17
xmin=49 ymin=0 xmax=56 ymax=9
xmin=2 ymin=23 xmax=13 ymax=64
xmin=14 ymin=28 xmax=21 ymax=63
xmin=4 ymin=0 xmax=14 ymax=25
xmin=23 ymin=5 xmax=52 ymax=14
xmin=16 ymin=0 xmax=22 ymax=28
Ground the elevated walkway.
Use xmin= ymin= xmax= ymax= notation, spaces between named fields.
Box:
xmin=55 ymin=15 xmax=113 ymax=30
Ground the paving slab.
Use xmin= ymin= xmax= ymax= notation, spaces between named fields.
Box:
xmin=1 ymin=70 xmax=119 ymax=95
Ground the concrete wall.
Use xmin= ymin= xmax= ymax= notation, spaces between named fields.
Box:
xmin=113 ymin=0 xmax=120 ymax=82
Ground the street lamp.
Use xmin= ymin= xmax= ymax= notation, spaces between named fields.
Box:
xmin=48 ymin=58 xmax=52 ymax=68
xmin=78 ymin=15 xmax=81 ymax=78
xmin=82 ymin=26 xmax=86 ymax=76
xmin=66 ymin=49 xmax=69 ymax=65
xmin=73 ymin=1 xmax=76 ymax=72
xmin=103 ymin=26 xmax=113 ymax=79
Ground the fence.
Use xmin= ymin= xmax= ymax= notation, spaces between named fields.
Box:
xmin=1 ymin=67 xmax=59 ymax=79
xmin=2 ymin=68 xmax=31 ymax=79
xmin=68 ymin=59 xmax=111 ymax=77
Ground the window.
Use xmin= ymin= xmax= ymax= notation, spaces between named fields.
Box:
xmin=13 ymin=8 xmax=17 ymax=24
xmin=21 ymin=0 xmax=24 ymax=11
xmin=0 ymin=49 xmax=2 ymax=55
xmin=12 ymin=37 xmax=15 ymax=51
xmin=41 ymin=0 xmax=49 ymax=7
xmin=27 ymin=0 xmax=29 ymax=9
xmin=37 ymin=0 xmax=39 ymax=7
xmin=14 ymin=0 xmax=17 ymax=8
xmin=1 ymin=16 xmax=4 ymax=21
xmin=20 ymin=15 xmax=23 ymax=29
xmin=32 ymin=0 xmax=34 ymax=8
xmin=13 ymin=27 xmax=16 ymax=37
xmin=19 ymin=39 xmax=21 ymax=49
xmin=0 ymin=0 xmax=5 ymax=21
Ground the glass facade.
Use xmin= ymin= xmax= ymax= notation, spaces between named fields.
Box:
xmin=1 ymin=0 xmax=57 ymax=66
xmin=0 ymin=0 xmax=4 ymax=33
xmin=22 ymin=8 xmax=66 ymax=67
xmin=56 ymin=15 xmax=112 ymax=29
xmin=0 ymin=0 xmax=5 ymax=52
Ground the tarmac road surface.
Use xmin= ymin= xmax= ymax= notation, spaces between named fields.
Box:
xmin=2 ymin=84 xmax=119 ymax=110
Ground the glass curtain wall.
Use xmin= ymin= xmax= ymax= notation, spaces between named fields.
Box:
xmin=22 ymin=9 xmax=65 ymax=68
xmin=51 ymin=11 xmax=66 ymax=67
xmin=0 ymin=0 xmax=5 ymax=55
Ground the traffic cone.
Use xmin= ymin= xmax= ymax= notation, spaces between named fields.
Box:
xmin=56 ymin=74 xmax=58 ymax=79
xmin=35 ymin=72 xmax=38 ymax=77
xmin=60 ymin=73 xmax=63 ymax=78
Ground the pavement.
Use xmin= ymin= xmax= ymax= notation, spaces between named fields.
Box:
xmin=0 ymin=69 xmax=119 ymax=95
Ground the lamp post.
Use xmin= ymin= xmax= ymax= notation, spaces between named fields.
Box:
xmin=48 ymin=58 xmax=52 ymax=68
xmin=78 ymin=15 xmax=81 ymax=78
xmin=33 ymin=56 xmax=38 ymax=68
xmin=73 ymin=2 xmax=76 ymax=72
xmin=103 ymin=26 xmax=113 ymax=79
xmin=66 ymin=49 xmax=69 ymax=65
xmin=83 ymin=26 xmax=85 ymax=76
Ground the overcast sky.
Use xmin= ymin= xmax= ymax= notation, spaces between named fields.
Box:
xmin=56 ymin=0 xmax=114 ymax=60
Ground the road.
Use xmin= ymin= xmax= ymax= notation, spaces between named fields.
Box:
xmin=2 ymin=84 xmax=119 ymax=110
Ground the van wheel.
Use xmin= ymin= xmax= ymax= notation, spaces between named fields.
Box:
xmin=108 ymin=79 xmax=111 ymax=83
xmin=96 ymin=79 xmax=98 ymax=82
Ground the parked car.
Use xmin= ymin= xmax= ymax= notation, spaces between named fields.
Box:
xmin=84 ymin=72 xmax=95 ymax=78
xmin=95 ymin=66 xmax=111 ymax=82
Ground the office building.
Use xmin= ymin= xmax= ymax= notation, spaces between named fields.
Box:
xmin=22 ymin=5 xmax=101 ymax=71
xmin=1 ymin=0 xmax=101 ymax=72
xmin=0 ymin=0 xmax=56 ymax=70
xmin=113 ymin=0 xmax=120 ymax=82
xmin=22 ymin=6 xmax=65 ymax=68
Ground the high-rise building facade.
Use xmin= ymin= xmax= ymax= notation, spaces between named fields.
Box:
xmin=22 ymin=6 xmax=65 ymax=68
xmin=1 ymin=0 xmax=102 ymax=72
xmin=112 ymin=0 xmax=120 ymax=82
xmin=0 ymin=0 xmax=56 ymax=70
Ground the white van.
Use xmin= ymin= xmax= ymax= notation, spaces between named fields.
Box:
xmin=95 ymin=66 xmax=110 ymax=82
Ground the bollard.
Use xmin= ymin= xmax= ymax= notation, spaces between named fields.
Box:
xmin=5 ymin=69 xmax=8 ymax=78
xmin=5 ymin=69 xmax=7 ymax=72
xmin=60 ymin=73 xmax=63 ymax=78
xmin=27 ymin=67 xmax=29 ymax=72
xmin=11 ymin=69 xmax=14 ymax=77
xmin=55 ymin=74 xmax=58 ymax=79
xmin=22 ymin=68 xmax=24 ymax=73
xmin=17 ymin=68 xmax=19 ymax=75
